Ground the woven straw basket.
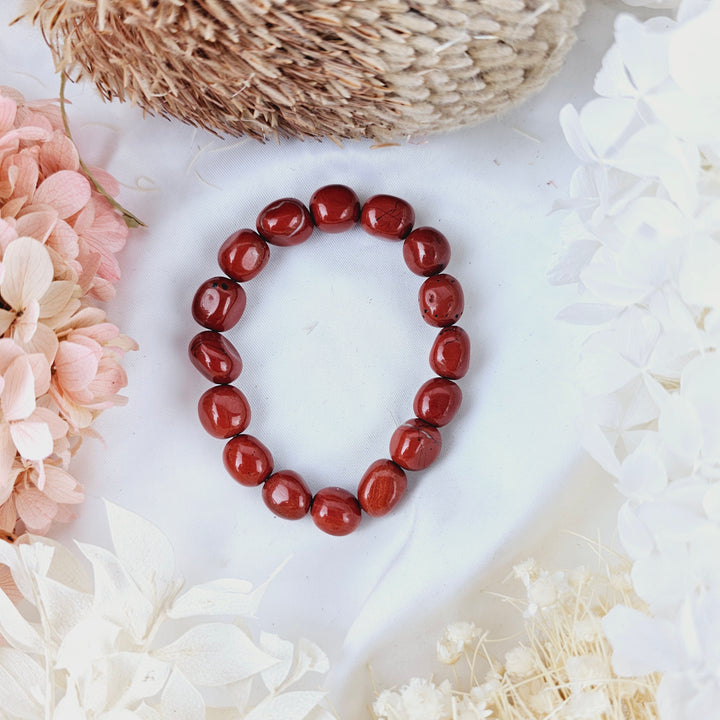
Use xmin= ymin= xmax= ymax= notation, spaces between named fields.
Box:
xmin=27 ymin=0 xmax=585 ymax=141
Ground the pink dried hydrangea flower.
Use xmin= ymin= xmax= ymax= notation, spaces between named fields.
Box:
xmin=0 ymin=86 xmax=136 ymax=538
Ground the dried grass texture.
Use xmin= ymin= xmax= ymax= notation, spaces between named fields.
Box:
xmin=24 ymin=0 xmax=584 ymax=140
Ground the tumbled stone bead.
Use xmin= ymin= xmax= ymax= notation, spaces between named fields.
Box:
xmin=218 ymin=229 xmax=270 ymax=281
xmin=262 ymin=470 xmax=312 ymax=520
xmin=403 ymin=227 xmax=451 ymax=276
xmin=192 ymin=276 xmax=246 ymax=331
xmin=197 ymin=385 xmax=251 ymax=439
xmin=389 ymin=418 xmax=442 ymax=471
xmin=223 ymin=434 xmax=273 ymax=487
xmin=357 ymin=459 xmax=407 ymax=517
xmin=310 ymin=184 xmax=361 ymax=233
xmin=413 ymin=378 xmax=462 ymax=427
xmin=360 ymin=194 xmax=415 ymax=240
xmin=419 ymin=274 xmax=464 ymax=327
xmin=311 ymin=487 xmax=362 ymax=536
xmin=430 ymin=326 xmax=471 ymax=379
xmin=256 ymin=198 xmax=314 ymax=246
xmin=188 ymin=331 xmax=242 ymax=384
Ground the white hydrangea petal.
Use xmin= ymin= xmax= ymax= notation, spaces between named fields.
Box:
xmin=105 ymin=653 xmax=170 ymax=711
xmin=618 ymin=502 xmax=655 ymax=558
xmin=594 ymin=43 xmax=636 ymax=98
xmin=619 ymin=445 xmax=668 ymax=498
xmin=614 ymin=14 xmax=673 ymax=94
xmin=603 ymin=605 xmax=681 ymax=675
xmin=669 ymin=4 xmax=720 ymax=97
xmin=679 ymin=235 xmax=720 ymax=309
xmin=658 ymin=395 xmax=702 ymax=462
xmin=579 ymin=97 xmax=639 ymax=156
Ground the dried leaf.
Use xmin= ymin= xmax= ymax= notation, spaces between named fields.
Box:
xmin=154 ymin=623 xmax=278 ymax=687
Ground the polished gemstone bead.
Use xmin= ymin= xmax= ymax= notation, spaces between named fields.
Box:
xmin=430 ymin=326 xmax=471 ymax=379
xmin=403 ymin=227 xmax=451 ymax=276
xmin=223 ymin=434 xmax=273 ymax=487
xmin=218 ymin=229 xmax=270 ymax=281
xmin=262 ymin=470 xmax=312 ymax=520
xmin=256 ymin=198 xmax=314 ymax=246
xmin=360 ymin=194 xmax=415 ymax=240
xmin=309 ymin=184 xmax=361 ymax=233
xmin=389 ymin=418 xmax=442 ymax=471
xmin=197 ymin=385 xmax=251 ymax=439
xmin=192 ymin=276 xmax=246 ymax=331
xmin=357 ymin=459 xmax=407 ymax=517
xmin=311 ymin=487 xmax=362 ymax=536
xmin=413 ymin=378 xmax=462 ymax=427
xmin=419 ymin=273 xmax=464 ymax=327
xmin=188 ymin=331 xmax=242 ymax=384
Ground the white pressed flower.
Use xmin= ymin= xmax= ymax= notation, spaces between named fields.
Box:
xmin=573 ymin=614 xmax=604 ymax=644
xmin=374 ymin=689 xmax=406 ymax=720
xmin=438 ymin=622 xmax=483 ymax=664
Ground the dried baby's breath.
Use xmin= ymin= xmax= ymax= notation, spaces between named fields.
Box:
xmin=374 ymin=558 xmax=660 ymax=720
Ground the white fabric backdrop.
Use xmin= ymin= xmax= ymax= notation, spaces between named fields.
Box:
xmin=0 ymin=2 xmax=623 ymax=715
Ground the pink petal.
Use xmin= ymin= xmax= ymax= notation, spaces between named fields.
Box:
xmin=0 ymin=426 xmax=16 ymax=505
xmin=0 ymin=95 xmax=17 ymax=134
xmin=46 ymin=218 xmax=79 ymax=262
xmin=14 ymin=484 xmax=56 ymax=535
xmin=0 ymin=236 xmax=54 ymax=309
xmin=33 ymin=170 xmax=91 ymax=220
xmin=54 ymin=337 xmax=101 ymax=393
xmin=0 ymin=565 xmax=21 ymax=603
xmin=30 ymin=407 xmax=68 ymax=441
xmin=10 ymin=420 xmax=53 ymax=461
xmin=15 ymin=210 xmax=58 ymax=244
xmin=26 ymin=353 xmax=51 ymax=397
xmin=41 ymin=464 xmax=83 ymax=504
xmin=0 ymin=495 xmax=17 ymax=535
xmin=16 ymin=323 xmax=59 ymax=365
xmin=1 ymin=355 xmax=36 ymax=422
xmin=87 ymin=166 xmax=119 ymax=196
xmin=0 ymin=338 xmax=25 ymax=374
xmin=0 ymin=218 xmax=18 ymax=251
xmin=0 ymin=310 xmax=14 ymax=336
xmin=8 ymin=152 xmax=39 ymax=203
xmin=39 ymin=130 xmax=80 ymax=175
xmin=14 ymin=298 xmax=39 ymax=344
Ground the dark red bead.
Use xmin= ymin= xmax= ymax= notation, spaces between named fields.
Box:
xmin=256 ymin=198 xmax=314 ymax=246
xmin=430 ymin=326 xmax=471 ymax=379
xmin=403 ymin=227 xmax=451 ymax=276
xmin=223 ymin=434 xmax=273 ymax=487
xmin=192 ymin=276 xmax=246 ymax=331
xmin=262 ymin=471 xmax=312 ymax=520
xmin=389 ymin=418 xmax=442 ymax=471
xmin=188 ymin=331 xmax=242 ymax=384
xmin=357 ymin=459 xmax=407 ymax=517
xmin=197 ymin=385 xmax=251 ymax=439
xmin=309 ymin=184 xmax=361 ymax=233
xmin=311 ymin=487 xmax=362 ymax=536
xmin=413 ymin=378 xmax=462 ymax=427
xmin=360 ymin=194 xmax=415 ymax=240
xmin=419 ymin=273 xmax=464 ymax=327
xmin=218 ymin=229 xmax=270 ymax=282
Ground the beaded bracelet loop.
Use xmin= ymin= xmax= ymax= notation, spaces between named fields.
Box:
xmin=189 ymin=185 xmax=470 ymax=536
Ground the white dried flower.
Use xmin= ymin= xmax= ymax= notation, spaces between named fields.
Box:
xmin=0 ymin=502 xmax=329 ymax=720
xmin=504 ymin=646 xmax=537 ymax=678
xmin=573 ymin=614 xmax=604 ymax=643
xmin=566 ymin=655 xmax=611 ymax=691
xmin=562 ymin=690 xmax=612 ymax=719
xmin=438 ymin=622 xmax=483 ymax=664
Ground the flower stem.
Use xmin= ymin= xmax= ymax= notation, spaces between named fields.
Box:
xmin=59 ymin=73 xmax=146 ymax=228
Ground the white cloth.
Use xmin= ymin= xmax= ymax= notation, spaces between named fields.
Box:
xmin=0 ymin=2 xmax=623 ymax=714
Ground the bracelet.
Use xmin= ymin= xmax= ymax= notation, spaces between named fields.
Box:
xmin=189 ymin=185 xmax=470 ymax=536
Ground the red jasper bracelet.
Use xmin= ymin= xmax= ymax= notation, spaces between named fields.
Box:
xmin=189 ymin=185 xmax=470 ymax=536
